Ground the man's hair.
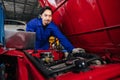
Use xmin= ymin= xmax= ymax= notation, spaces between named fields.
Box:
xmin=39 ymin=6 xmax=53 ymax=15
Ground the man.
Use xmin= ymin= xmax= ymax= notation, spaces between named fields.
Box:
xmin=26 ymin=6 xmax=85 ymax=54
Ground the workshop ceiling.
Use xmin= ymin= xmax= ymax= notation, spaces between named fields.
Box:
xmin=0 ymin=0 xmax=41 ymax=22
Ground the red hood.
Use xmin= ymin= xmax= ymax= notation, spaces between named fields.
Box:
xmin=39 ymin=0 xmax=120 ymax=57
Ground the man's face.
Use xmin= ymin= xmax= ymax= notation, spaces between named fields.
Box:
xmin=40 ymin=9 xmax=52 ymax=26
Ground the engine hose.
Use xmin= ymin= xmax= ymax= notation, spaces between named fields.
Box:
xmin=73 ymin=53 xmax=104 ymax=64
xmin=22 ymin=50 xmax=54 ymax=78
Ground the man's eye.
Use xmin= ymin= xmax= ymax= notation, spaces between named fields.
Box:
xmin=49 ymin=15 xmax=52 ymax=17
xmin=44 ymin=14 xmax=47 ymax=17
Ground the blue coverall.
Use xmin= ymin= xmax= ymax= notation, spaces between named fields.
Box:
xmin=26 ymin=18 xmax=74 ymax=52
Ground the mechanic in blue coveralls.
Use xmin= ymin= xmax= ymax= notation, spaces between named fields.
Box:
xmin=26 ymin=6 xmax=85 ymax=56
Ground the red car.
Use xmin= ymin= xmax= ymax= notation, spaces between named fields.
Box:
xmin=0 ymin=0 xmax=120 ymax=80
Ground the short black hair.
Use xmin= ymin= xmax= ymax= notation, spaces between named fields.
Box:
xmin=39 ymin=6 xmax=53 ymax=15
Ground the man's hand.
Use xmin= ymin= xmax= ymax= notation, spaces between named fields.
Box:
xmin=72 ymin=48 xmax=85 ymax=54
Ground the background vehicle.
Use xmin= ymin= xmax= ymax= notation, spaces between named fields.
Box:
xmin=4 ymin=19 xmax=26 ymax=31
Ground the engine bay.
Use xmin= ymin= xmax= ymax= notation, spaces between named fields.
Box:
xmin=23 ymin=50 xmax=104 ymax=78
xmin=0 ymin=49 xmax=120 ymax=80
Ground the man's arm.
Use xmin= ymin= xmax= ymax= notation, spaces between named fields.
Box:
xmin=50 ymin=22 xmax=74 ymax=53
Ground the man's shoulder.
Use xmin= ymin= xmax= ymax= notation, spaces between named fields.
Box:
xmin=29 ymin=18 xmax=39 ymax=22
xmin=27 ymin=18 xmax=42 ymax=26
